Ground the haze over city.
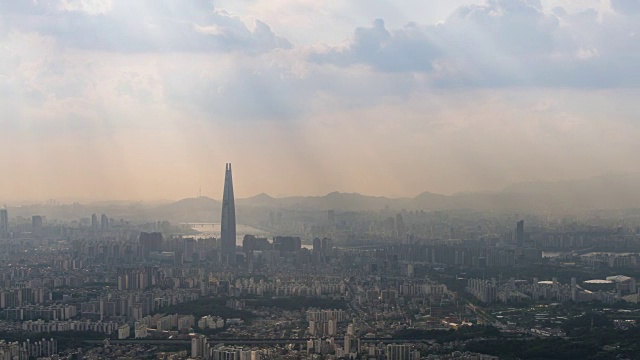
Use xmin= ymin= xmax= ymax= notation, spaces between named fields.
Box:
xmin=2 ymin=0 xmax=640 ymax=202
xmin=5 ymin=2 xmax=640 ymax=359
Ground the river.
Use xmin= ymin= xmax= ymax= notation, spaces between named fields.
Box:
xmin=183 ymin=223 xmax=313 ymax=249
xmin=183 ymin=223 xmax=268 ymax=246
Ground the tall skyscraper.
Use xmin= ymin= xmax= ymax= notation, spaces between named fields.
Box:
xmin=0 ymin=208 xmax=8 ymax=238
xmin=516 ymin=220 xmax=524 ymax=247
xmin=220 ymin=163 xmax=236 ymax=264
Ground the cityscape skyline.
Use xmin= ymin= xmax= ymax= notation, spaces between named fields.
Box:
xmin=1 ymin=162 xmax=640 ymax=359
xmin=3 ymin=1 xmax=640 ymax=359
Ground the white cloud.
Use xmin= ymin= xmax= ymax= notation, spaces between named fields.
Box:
xmin=216 ymin=0 xmax=479 ymax=45
xmin=610 ymin=0 xmax=640 ymax=14
xmin=310 ymin=0 xmax=640 ymax=88
xmin=0 ymin=0 xmax=291 ymax=53
xmin=59 ymin=0 xmax=113 ymax=14
xmin=311 ymin=19 xmax=440 ymax=72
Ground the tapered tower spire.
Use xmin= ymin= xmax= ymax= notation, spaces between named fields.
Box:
xmin=220 ymin=163 xmax=236 ymax=264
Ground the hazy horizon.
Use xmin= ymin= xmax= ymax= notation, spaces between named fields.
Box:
xmin=2 ymin=1 xmax=640 ymax=203
xmin=0 ymin=171 xmax=637 ymax=206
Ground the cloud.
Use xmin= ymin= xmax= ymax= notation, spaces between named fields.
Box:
xmin=311 ymin=0 xmax=560 ymax=74
xmin=155 ymin=46 xmax=427 ymax=121
xmin=4 ymin=0 xmax=640 ymax=128
xmin=311 ymin=19 xmax=440 ymax=72
xmin=610 ymin=0 xmax=640 ymax=14
xmin=310 ymin=0 xmax=640 ymax=88
xmin=60 ymin=0 xmax=113 ymax=15
xmin=0 ymin=0 xmax=291 ymax=54
xmin=163 ymin=59 xmax=305 ymax=121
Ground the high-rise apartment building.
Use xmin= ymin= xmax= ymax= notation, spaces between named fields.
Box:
xmin=139 ymin=232 xmax=163 ymax=258
xmin=184 ymin=238 xmax=195 ymax=262
xmin=101 ymin=214 xmax=109 ymax=230
xmin=91 ymin=214 xmax=98 ymax=231
xmin=386 ymin=344 xmax=414 ymax=360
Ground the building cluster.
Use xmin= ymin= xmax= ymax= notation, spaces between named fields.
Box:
xmin=380 ymin=243 xmax=542 ymax=268
xmin=75 ymin=288 xmax=201 ymax=322
xmin=198 ymin=315 xmax=225 ymax=329
xmin=189 ymin=336 xmax=427 ymax=360
xmin=307 ymin=309 xmax=346 ymax=337
xmin=229 ymin=275 xmax=346 ymax=298
xmin=0 ymin=339 xmax=57 ymax=360
xmin=21 ymin=319 xmax=120 ymax=334
xmin=466 ymin=275 xmax=638 ymax=305
xmin=354 ymin=280 xmax=448 ymax=305
xmin=191 ymin=338 xmax=264 ymax=360
xmin=581 ymin=252 xmax=640 ymax=268
xmin=3 ymin=304 xmax=77 ymax=321
xmin=4 ymin=166 xmax=640 ymax=359
xmin=151 ymin=313 xmax=196 ymax=332
xmin=0 ymin=206 xmax=167 ymax=241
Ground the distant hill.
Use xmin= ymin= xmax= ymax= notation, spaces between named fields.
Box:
xmin=6 ymin=174 xmax=640 ymax=223
xmin=153 ymin=196 xmax=220 ymax=223
xmin=236 ymin=193 xmax=276 ymax=208
xmin=500 ymin=173 xmax=640 ymax=209
xmin=233 ymin=173 xmax=640 ymax=212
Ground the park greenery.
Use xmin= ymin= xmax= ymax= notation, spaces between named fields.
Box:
xmin=152 ymin=297 xmax=253 ymax=319
xmin=245 ymin=296 xmax=348 ymax=311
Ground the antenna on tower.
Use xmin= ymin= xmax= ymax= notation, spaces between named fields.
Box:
xmin=199 ymin=188 xmax=202 ymax=198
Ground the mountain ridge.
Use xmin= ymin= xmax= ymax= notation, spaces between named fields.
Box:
xmin=5 ymin=174 xmax=640 ymax=222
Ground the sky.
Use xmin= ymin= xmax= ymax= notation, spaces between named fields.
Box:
xmin=1 ymin=0 xmax=640 ymax=202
